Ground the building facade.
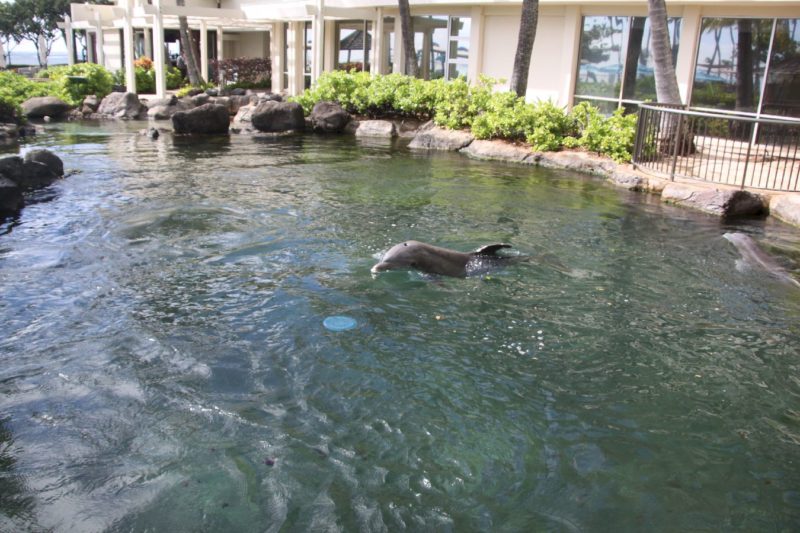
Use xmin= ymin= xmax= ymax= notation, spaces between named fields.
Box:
xmin=64 ymin=0 xmax=800 ymax=119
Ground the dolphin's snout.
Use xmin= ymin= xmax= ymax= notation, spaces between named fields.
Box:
xmin=371 ymin=261 xmax=393 ymax=273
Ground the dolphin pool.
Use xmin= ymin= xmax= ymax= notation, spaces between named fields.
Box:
xmin=1 ymin=121 xmax=800 ymax=531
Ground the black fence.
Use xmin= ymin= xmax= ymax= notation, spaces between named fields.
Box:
xmin=633 ymin=104 xmax=800 ymax=192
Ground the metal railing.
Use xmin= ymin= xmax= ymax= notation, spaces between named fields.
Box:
xmin=632 ymin=104 xmax=800 ymax=192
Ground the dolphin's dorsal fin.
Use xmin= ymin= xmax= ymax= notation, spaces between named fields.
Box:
xmin=473 ymin=243 xmax=512 ymax=256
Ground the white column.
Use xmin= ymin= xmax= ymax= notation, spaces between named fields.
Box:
xmin=217 ymin=27 xmax=224 ymax=62
xmin=123 ymin=0 xmax=136 ymax=93
xmin=393 ymin=15 xmax=404 ymax=74
xmin=153 ymin=0 xmax=166 ymax=97
xmin=65 ymin=16 xmax=76 ymax=65
xmin=467 ymin=7 xmax=483 ymax=83
xmin=87 ymin=32 xmax=96 ymax=63
xmin=200 ymin=20 xmax=209 ymax=82
xmin=313 ymin=0 xmax=325 ymax=83
xmin=0 ymin=40 xmax=5 ymax=69
xmin=95 ymin=14 xmax=106 ymax=67
xmin=372 ymin=8 xmax=383 ymax=75
xmin=676 ymin=5 xmax=702 ymax=105
xmin=560 ymin=6 xmax=582 ymax=107
xmin=271 ymin=22 xmax=284 ymax=93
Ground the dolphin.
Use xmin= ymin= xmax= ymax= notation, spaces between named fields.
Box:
xmin=371 ymin=240 xmax=515 ymax=277
xmin=723 ymin=232 xmax=800 ymax=288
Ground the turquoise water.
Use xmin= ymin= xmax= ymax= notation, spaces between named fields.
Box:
xmin=2 ymin=122 xmax=800 ymax=531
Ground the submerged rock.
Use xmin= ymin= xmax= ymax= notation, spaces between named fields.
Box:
xmin=172 ymin=103 xmax=230 ymax=134
xmin=309 ymin=101 xmax=351 ymax=133
xmin=251 ymin=101 xmax=304 ymax=133
xmin=22 ymin=96 xmax=72 ymax=120
xmin=0 ymin=151 xmax=63 ymax=192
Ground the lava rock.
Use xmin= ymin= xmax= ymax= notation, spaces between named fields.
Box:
xmin=309 ymin=101 xmax=351 ymax=133
xmin=97 ymin=92 xmax=147 ymax=120
xmin=172 ymin=103 xmax=230 ymax=134
xmin=251 ymin=101 xmax=305 ymax=133
xmin=21 ymin=96 xmax=71 ymax=119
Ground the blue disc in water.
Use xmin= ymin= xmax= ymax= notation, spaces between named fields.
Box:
xmin=323 ymin=315 xmax=357 ymax=332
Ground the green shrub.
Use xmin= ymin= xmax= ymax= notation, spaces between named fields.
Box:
xmin=568 ymin=102 xmax=638 ymax=162
xmin=114 ymin=64 xmax=185 ymax=94
xmin=39 ymin=63 xmax=114 ymax=106
xmin=0 ymin=95 xmax=22 ymax=124
xmin=0 ymin=71 xmax=53 ymax=107
xmin=292 ymin=71 xmax=638 ymax=160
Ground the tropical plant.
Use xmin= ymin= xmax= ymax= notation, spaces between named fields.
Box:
xmin=39 ymin=62 xmax=114 ymax=106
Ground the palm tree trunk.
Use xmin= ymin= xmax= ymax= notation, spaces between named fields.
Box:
xmin=648 ymin=0 xmax=681 ymax=105
xmin=509 ymin=0 xmax=539 ymax=97
xmin=397 ymin=0 xmax=418 ymax=77
xmin=621 ymin=17 xmax=646 ymax=100
xmin=179 ymin=16 xmax=204 ymax=86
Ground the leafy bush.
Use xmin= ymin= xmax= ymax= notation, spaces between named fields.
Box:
xmin=0 ymin=95 xmax=22 ymax=124
xmin=567 ymin=102 xmax=638 ymax=162
xmin=0 ymin=71 xmax=53 ymax=107
xmin=293 ymin=71 xmax=638 ymax=160
xmin=40 ymin=63 xmax=115 ymax=106
xmin=115 ymin=57 xmax=185 ymax=94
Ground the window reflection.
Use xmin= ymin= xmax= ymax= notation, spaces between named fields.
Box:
xmin=575 ymin=15 xmax=681 ymax=109
xmin=762 ymin=19 xmax=800 ymax=117
xmin=691 ymin=18 xmax=772 ymax=114
xmin=335 ymin=20 xmax=372 ymax=72
xmin=412 ymin=15 xmax=469 ymax=80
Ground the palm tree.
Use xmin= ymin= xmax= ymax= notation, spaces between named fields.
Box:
xmin=509 ymin=0 xmax=539 ymax=97
xmin=648 ymin=0 xmax=681 ymax=105
xmin=179 ymin=16 xmax=204 ymax=86
xmin=397 ymin=0 xmax=418 ymax=77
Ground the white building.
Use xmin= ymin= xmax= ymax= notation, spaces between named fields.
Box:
xmin=63 ymin=0 xmax=800 ymax=119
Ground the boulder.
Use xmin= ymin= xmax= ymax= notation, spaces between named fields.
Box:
xmin=0 ymin=154 xmax=62 ymax=191
xmin=148 ymin=105 xmax=176 ymax=120
xmin=0 ymin=124 xmax=18 ymax=145
xmin=531 ymin=150 xmax=616 ymax=177
xmin=251 ymin=101 xmax=305 ymax=133
xmin=172 ymin=103 xmax=230 ymax=134
xmin=309 ymin=101 xmax=351 ymax=133
xmin=0 ymin=176 xmax=23 ymax=218
xmin=25 ymin=149 xmax=64 ymax=177
xmin=608 ymin=166 xmax=649 ymax=191
xmin=355 ymin=120 xmax=397 ymax=138
xmin=82 ymin=95 xmax=100 ymax=112
xmin=97 ymin=92 xmax=147 ymax=120
xmin=408 ymin=121 xmax=474 ymax=151
xmin=0 ymin=156 xmax=24 ymax=184
xmin=21 ymin=96 xmax=71 ymax=119
xmin=209 ymin=96 xmax=232 ymax=114
xmin=260 ymin=93 xmax=283 ymax=103
xmin=460 ymin=139 xmax=533 ymax=163
xmin=191 ymin=93 xmax=210 ymax=106
xmin=661 ymin=182 xmax=767 ymax=217
xmin=228 ymin=95 xmax=256 ymax=115
xmin=143 ymin=95 xmax=177 ymax=109
xmin=768 ymin=194 xmax=800 ymax=228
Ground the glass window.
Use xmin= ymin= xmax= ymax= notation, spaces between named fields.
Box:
xmin=761 ymin=19 xmax=800 ymax=118
xmin=335 ymin=20 xmax=372 ymax=72
xmin=691 ymin=18 xmax=772 ymax=114
xmin=384 ymin=17 xmax=395 ymax=74
xmin=304 ymin=21 xmax=313 ymax=89
xmin=575 ymin=15 xmax=682 ymax=111
xmin=282 ymin=23 xmax=289 ymax=89
xmin=412 ymin=15 xmax=469 ymax=80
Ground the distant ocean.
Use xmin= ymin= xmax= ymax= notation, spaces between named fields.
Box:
xmin=6 ymin=50 xmax=69 ymax=67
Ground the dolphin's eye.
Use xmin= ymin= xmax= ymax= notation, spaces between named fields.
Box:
xmin=403 ymin=243 xmax=408 ymax=247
